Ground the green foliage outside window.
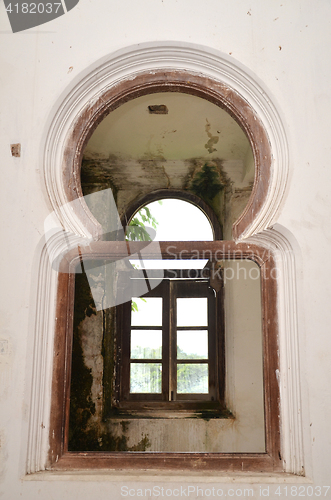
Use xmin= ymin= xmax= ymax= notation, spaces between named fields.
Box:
xmin=126 ymin=204 xmax=160 ymax=311
xmin=129 ymin=346 xmax=208 ymax=395
xmin=125 ymin=206 xmax=158 ymax=242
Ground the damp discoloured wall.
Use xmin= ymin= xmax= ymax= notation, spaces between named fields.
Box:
xmin=69 ymin=260 xmax=264 ymax=453
xmin=73 ymin=93 xmax=262 ymax=455
xmin=223 ymin=260 xmax=264 ymax=449
xmin=81 ymin=91 xmax=254 ymax=237
xmin=81 ymin=155 xmax=251 ymax=240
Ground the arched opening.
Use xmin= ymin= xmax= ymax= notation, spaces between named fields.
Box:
xmin=43 ymin=59 xmax=289 ymax=473
xmin=65 ymin=91 xmax=266 ymax=458
xmin=80 ymin=90 xmax=255 ymax=241
xmin=127 ymin=197 xmax=215 ymax=242
xmin=127 ymin=197 xmax=214 ymax=270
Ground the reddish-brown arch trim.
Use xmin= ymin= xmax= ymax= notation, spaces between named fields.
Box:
xmin=63 ymin=70 xmax=271 ymax=239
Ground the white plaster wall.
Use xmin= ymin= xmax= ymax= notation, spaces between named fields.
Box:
xmin=224 ymin=260 xmax=264 ymax=452
xmin=1 ymin=0 xmax=330 ymax=497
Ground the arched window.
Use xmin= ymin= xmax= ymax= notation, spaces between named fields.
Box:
xmin=112 ymin=198 xmax=225 ymax=415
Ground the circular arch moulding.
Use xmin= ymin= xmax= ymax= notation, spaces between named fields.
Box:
xmin=44 ymin=41 xmax=289 ymax=241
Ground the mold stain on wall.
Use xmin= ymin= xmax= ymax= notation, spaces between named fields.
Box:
xmin=68 ymin=269 xmax=152 ymax=452
xmin=81 ymin=154 xmax=252 ymax=241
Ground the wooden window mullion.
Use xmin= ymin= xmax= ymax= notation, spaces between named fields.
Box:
xmin=161 ymin=279 xmax=170 ymax=401
xmin=168 ymin=280 xmax=177 ymax=401
xmin=207 ymin=286 xmax=216 ymax=400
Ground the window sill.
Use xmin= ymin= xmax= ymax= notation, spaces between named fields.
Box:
xmin=108 ymin=402 xmax=233 ymax=419
xmin=24 ymin=469 xmax=310 ymax=483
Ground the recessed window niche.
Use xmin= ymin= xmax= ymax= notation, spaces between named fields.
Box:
xmin=67 ymin=92 xmax=265 ymax=455
xmin=44 ymin=65 xmax=286 ymax=473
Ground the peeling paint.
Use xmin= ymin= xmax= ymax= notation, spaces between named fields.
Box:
xmin=205 ymin=119 xmax=219 ymax=154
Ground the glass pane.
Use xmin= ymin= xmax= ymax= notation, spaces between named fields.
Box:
xmin=138 ymin=199 xmax=214 ymax=242
xmin=177 ymin=297 xmax=208 ymax=327
xmin=130 ymin=363 xmax=162 ymax=393
xmin=177 ymin=364 xmax=209 ymax=393
xmin=131 ymin=297 xmax=162 ymax=326
xmin=177 ymin=330 xmax=208 ymax=359
xmin=131 ymin=330 xmax=162 ymax=359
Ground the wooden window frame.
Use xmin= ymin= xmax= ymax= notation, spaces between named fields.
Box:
xmin=113 ymin=271 xmax=225 ymax=415
xmin=49 ymin=240 xmax=282 ymax=473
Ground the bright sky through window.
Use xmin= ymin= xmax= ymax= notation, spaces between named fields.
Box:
xmin=130 ymin=199 xmax=214 ymax=269
xmin=130 ymin=200 xmax=214 ymax=390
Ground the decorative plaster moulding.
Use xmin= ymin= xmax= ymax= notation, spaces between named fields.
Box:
xmin=245 ymin=226 xmax=304 ymax=476
xmin=44 ymin=41 xmax=289 ymax=240
xmin=27 ymin=42 xmax=303 ymax=476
